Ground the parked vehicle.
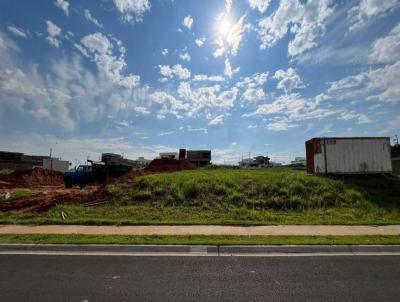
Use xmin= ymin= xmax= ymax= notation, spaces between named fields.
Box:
xmin=63 ymin=157 xmax=132 ymax=188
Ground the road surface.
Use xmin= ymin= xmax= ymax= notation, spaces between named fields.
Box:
xmin=0 ymin=245 xmax=399 ymax=302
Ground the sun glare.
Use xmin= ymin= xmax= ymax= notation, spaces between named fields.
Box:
xmin=219 ymin=18 xmax=231 ymax=37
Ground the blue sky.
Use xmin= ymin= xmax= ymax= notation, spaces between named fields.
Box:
xmin=0 ymin=0 xmax=399 ymax=164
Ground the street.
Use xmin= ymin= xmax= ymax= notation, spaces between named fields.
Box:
xmin=0 ymin=245 xmax=399 ymax=301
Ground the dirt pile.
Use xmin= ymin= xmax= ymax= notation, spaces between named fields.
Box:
xmin=0 ymin=168 xmax=64 ymax=188
xmin=144 ymin=158 xmax=197 ymax=173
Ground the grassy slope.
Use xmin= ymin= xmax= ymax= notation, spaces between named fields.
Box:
xmin=0 ymin=234 xmax=400 ymax=245
xmin=1 ymin=168 xmax=399 ymax=225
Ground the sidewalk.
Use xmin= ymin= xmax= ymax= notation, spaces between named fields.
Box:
xmin=1 ymin=225 xmax=400 ymax=236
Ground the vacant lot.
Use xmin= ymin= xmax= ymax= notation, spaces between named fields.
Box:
xmin=1 ymin=168 xmax=399 ymax=225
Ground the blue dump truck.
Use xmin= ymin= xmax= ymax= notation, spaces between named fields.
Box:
xmin=63 ymin=154 xmax=133 ymax=189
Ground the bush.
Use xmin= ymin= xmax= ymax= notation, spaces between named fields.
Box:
xmin=106 ymin=185 xmax=121 ymax=196
xmin=182 ymin=181 xmax=201 ymax=199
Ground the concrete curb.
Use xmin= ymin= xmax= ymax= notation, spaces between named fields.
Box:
xmin=1 ymin=244 xmax=400 ymax=257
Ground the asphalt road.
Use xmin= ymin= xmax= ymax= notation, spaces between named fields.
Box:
xmin=0 ymin=249 xmax=400 ymax=301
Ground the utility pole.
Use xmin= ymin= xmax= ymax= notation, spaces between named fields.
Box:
xmin=49 ymin=142 xmax=57 ymax=171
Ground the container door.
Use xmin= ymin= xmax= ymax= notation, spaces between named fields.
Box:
xmin=306 ymin=141 xmax=314 ymax=174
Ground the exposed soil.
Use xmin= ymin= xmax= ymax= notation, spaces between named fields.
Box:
xmin=0 ymin=160 xmax=197 ymax=213
xmin=0 ymin=168 xmax=63 ymax=188
xmin=144 ymin=158 xmax=197 ymax=173
xmin=0 ymin=185 xmax=99 ymax=213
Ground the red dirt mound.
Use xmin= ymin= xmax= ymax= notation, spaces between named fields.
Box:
xmin=0 ymin=168 xmax=64 ymax=187
xmin=144 ymin=158 xmax=197 ymax=173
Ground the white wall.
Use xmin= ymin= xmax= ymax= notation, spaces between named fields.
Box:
xmin=43 ymin=158 xmax=70 ymax=172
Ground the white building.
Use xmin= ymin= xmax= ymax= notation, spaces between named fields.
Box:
xmin=291 ymin=157 xmax=307 ymax=166
xmin=135 ymin=157 xmax=152 ymax=166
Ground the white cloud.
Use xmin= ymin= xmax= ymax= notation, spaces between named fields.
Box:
xmin=0 ymin=31 xmax=152 ymax=133
xmin=158 ymin=131 xmax=174 ymax=136
xmin=7 ymin=25 xmax=27 ymax=38
xmin=161 ymin=48 xmax=169 ymax=56
xmin=180 ymin=125 xmax=208 ymax=134
xmin=273 ymin=67 xmax=304 ymax=93
xmin=248 ymin=0 xmax=271 ymax=13
xmin=236 ymin=72 xmax=268 ymax=89
xmin=242 ymin=88 xmax=265 ymax=102
xmin=113 ymin=0 xmax=151 ymax=23
xmin=348 ymin=0 xmax=400 ymax=31
xmin=45 ymin=20 xmax=62 ymax=48
xmin=224 ymin=58 xmax=239 ymax=78
xmin=266 ymin=120 xmax=299 ymax=131
xmin=183 ymin=15 xmax=194 ymax=30
xmin=225 ymin=0 xmax=233 ymax=13
xmin=134 ymin=106 xmax=150 ymax=115
xmin=80 ymin=32 xmax=141 ymax=88
xmin=114 ymin=120 xmax=133 ymax=129
xmin=177 ymin=82 xmax=238 ymax=114
xmin=328 ymin=60 xmax=400 ymax=103
xmin=245 ymin=93 xmax=334 ymax=122
xmin=195 ymin=36 xmax=205 ymax=47
xmin=84 ymin=9 xmax=103 ymax=28
xmin=55 ymin=0 xmax=69 ymax=16
xmin=149 ymin=91 xmax=188 ymax=119
xmin=370 ymin=23 xmax=400 ymax=64
xmin=339 ymin=110 xmax=374 ymax=124
xmin=257 ymin=0 xmax=334 ymax=56
xmin=236 ymin=72 xmax=268 ymax=102
xmin=179 ymin=51 xmax=191 ymax=62
xmin=81 ymin=32 xmax=111 ymax=54
xmin=158 ymin=64 xmax=191 ymax=80
xmin=193 ymin=74 xmax=225 ymax=82
xmin=208 ymin=114 xmax=225 ymax=126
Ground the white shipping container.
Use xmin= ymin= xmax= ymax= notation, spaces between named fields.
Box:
xmin=306 ymin=137 xmax=392 ymax=174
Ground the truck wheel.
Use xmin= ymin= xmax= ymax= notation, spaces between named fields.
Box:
xmin=64 ymin=179 xmax=73 ymax=189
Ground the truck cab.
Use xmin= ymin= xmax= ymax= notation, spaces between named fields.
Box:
xmin=63 ymin=165 xmax=92 ymax=189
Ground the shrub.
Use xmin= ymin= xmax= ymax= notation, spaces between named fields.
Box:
xmin=136 ymin=177 xmax=151 ymax=189
xmin=182 ymin=181 xmax=201 ymax=199
xmin=106 ymin=185 xmax=121 ymax=196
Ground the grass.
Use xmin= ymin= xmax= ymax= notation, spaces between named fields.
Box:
xmin=0 ymin=168 xmax=399 ymax=225
xmin=0 ymin=169 xmax=13 ymax=175
xmin=0 ymin=234 xmax=399 ymax=245
xmin=0 ymin=189 xmax=35 ymax=201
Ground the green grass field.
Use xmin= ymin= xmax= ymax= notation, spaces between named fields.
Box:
xmin=1 ymin=168 xmax=399 ymax=225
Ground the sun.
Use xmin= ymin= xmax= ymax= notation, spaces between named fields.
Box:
xmin=218 ymin=18 xmax=231 ymax=37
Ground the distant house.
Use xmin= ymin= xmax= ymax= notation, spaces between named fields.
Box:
xmin=0 ymin=150 xmax=69 ymax=172
xmin=239 ymin=155 xmax=270 ymax=168
xmin=159 ymin=152 xmax=178 ymax=159
xmin=186 ymin=150 xmax=211 ymax=167
xmin=291 ymin=157 xmax=306 ymax=167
